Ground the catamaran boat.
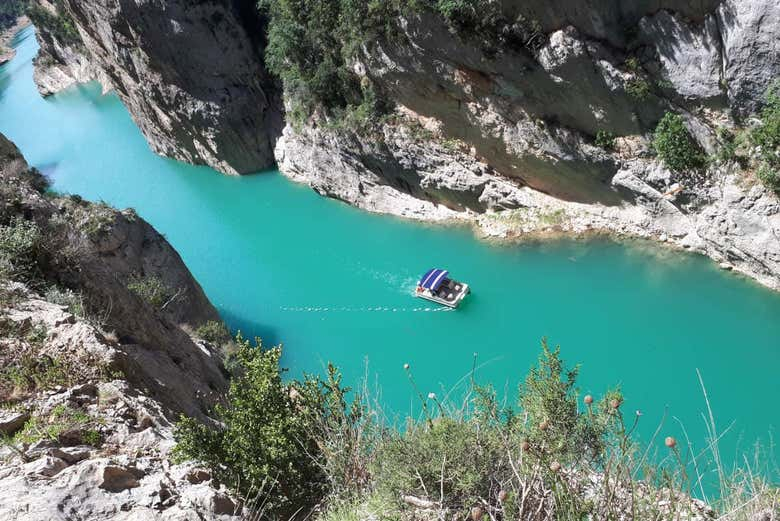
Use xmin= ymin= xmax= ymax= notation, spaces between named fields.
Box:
xmin=415 ymin=268 xmax=470 ymax=308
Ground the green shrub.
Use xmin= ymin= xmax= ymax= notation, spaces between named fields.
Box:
xmin=127 ymin=275 xmax=177 ymax=310
xmin=0 ymin=0 xmax=26 ymax=31
xmin=195 ymin=320 xmax=231 ymax=345
xmin=0 ymin=217 xmax=44 ymax=283
xmin=44 ymin=286 xmax=85 ymax=318
xmin=652 ymin=112 xmax=706 ymax=172
xmin=27 ymin=0 xmax=81 ymax=47
xmin=751 ymin=80 xmax=780 ymax=193
xmin=174 ymin=338 xmax=328 ymax=519
xmin=756 ymin=164 xmax=780 ymax=193
xmin=12 ymin=404 xmax=97 ymax=445
xmin=626 ymin=78 xmax=652 ymax=101
xmin=595 ymin=130 xmax=616 ymax=150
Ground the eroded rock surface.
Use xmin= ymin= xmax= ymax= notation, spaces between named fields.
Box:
xmin=35 ymin=0 xmax=283 ymax=174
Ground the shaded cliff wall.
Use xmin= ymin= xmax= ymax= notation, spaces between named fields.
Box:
xmin=38 ymin=0 xmax=283 ymax=175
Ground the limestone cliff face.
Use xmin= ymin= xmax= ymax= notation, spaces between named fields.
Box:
xmin=36 ymin=0 xmax=283 ymax=175
xmin=278 ymin=0 xmax=780 ymax=290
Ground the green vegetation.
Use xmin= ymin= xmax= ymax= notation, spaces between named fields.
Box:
xmin=626 ymin=77 xmax=652 ymax=101
xmin=175 ymin=337 xmax=329 ymax=519
xmin=750 ymin=80 xmax=780 ymax=194
xmin=652 ymin=112 xmax=706 ymax=172
xmin=0 ymin=217 xmax=44 ymax=284
xmin=175 ymin=337 xmax=778 ymax=520
xmin=12 ymin=404 xmax=100 ymax=446
xmin=127 ymin=275 xmax=178 ymax=310
xmin=257 ymin=1 xmax=545 ymax=126
xmin=195 ymin=320 xmax=232 ymax=345
xmin=0 ymin=0 xmax=27 ymax=31
xmin=27 ymin=0 xmax=81 ymax=47
xmin=595 ymin=130 xmax=616 ymax=150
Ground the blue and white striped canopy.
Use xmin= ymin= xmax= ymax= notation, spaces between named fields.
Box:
xmin=419 ymin=268 xmax=449 ymax=290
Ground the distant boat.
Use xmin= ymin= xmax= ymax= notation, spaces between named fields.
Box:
xmin=415 ymin=268 xmax=470 ymax=308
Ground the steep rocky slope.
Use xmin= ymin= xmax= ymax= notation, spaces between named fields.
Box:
xmin=29 ymin=0 xmax=780 ymax=290
xmin=31 ymin=0 xmax=282 ymax=175
xmin=0 ymin=133 xmax=241 ymax=519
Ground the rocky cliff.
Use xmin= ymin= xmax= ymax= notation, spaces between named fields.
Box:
xmin=278 ymin=0 xmax=780 ymax=290
xmin=32 ymin=0 xmax=282 ymax=175
xmin=29 ymin=0 xmax=780 ymax=290
xmin=0 ymin=133 xmax=241 ymax=519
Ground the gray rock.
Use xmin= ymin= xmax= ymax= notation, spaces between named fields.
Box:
xmin=23 ymin=456 xmax=68 ymax=477
xmin=98 ymin=465 xmax=141 ymax=492
xmin=638 ymin=11 xmax=724 ymax=102
xmin=0 ymin=410 xmax=29 ymax=436
xmin=41 ymin=0 xmax=283 ymax=175
xmin=718 ymin=0 xmax=780 ymax=116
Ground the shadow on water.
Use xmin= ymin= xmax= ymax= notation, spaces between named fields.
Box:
xmin=218 ymin=308 xmax=282 ymax=348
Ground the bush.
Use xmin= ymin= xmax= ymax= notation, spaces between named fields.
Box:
xmin=626 ymin=78 xmax=652 ymax=101
xmin=751 ymin=80 xmax=780 ymax=193
xmin=127 ymin=275 xmax=177 ymax=310
xmin=652 ymin=112 xmax=706 ymax=172
xmin=174 ymin=338 xmax=329 ymax=519
xmin=0 ymin=217 xmax=44 ymax=284
xmin=595 ymin=130 xmax=616 ymax=150
xmin=195 ymin=320 xmax=231 ymax=345
xmin=756 ymin=164 xmax=780 ymax=193
xmin=0 ymin=0 xmax=26 ymax=31
xmin=27 ymin=0 xmax=81 ymax=47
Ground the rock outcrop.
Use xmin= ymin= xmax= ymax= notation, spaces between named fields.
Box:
xmin=1 ymin=133 xmax=240 ymax=518
xmin=34 ymin=0 xmax=283 ymax=175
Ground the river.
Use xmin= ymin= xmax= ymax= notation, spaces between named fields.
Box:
xmin=1 ymin=26 xmax=778 ymax=485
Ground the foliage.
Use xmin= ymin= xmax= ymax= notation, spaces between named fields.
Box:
xmin=12 ymin=404 xmax=99 ymax=446
xmin=44 ymin=285 xmax=85 ymax=318
xmin=519 ymin=340 xmax=612 ymax=462
xmin=0 ymin=0 xmax=27 ymax=31
xmin=0 ymin=217 xmax=44 ymax=284
xmin=595 ymin=130 xmax=616 ymax=150
xmin=258 ymin=0 xmax=395 ymax=126
xmin=27 ymin=0 xmax=81 ymax=47
xmin=756 ymin=164 xmax=780 ymax=193
xmin=175 ymin=338 xmax=329 ymax=520
xmin=652 ymin=112 xmax=705 ymax=172
xmin=751 ymin=80 xmax=780 ymax=194
xmin=257 ymin=0 xmax=545 ymax=125
xmin=195 ymin=320 xmax=231 ymax=345
xmin=127 ymin=275 xmax=177 ymax=310
xmin=626 ymin=78 xmax=652 ymax=101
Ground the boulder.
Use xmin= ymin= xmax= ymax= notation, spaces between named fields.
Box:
xmin=718 ymin=0 xmax=780 ymax=116
xmin=23 ymin=456 xmax=68 ymax=477
xmin=0 ymin=410 xmax=29 ymax=436
xmin=98 ymin=465 xmax=141 ymax=492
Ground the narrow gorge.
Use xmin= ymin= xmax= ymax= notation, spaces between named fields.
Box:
xmin=1 ymin=1 xmax=779 ymax=520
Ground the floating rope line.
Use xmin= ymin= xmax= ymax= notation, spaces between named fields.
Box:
xmin=280 ymin=306 xmax=453 ymax=313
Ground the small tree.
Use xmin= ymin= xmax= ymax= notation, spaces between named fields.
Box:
xmin=652 ymin=112 xmax=705 ymax=172
xmin=175 ymin=337 xmax=328 ymax=519
xmin=751 ymin=80 xmax=780 ymax=194
xmin=519 ymin=339 xmax=611 ymax=462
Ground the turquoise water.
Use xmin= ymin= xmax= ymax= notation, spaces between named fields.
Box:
xmin=2 ymin=27 xmax=779 ymax=484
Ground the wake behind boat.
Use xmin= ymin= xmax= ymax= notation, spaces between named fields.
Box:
xmin=415 ymin=268 xmax=470 ymax=308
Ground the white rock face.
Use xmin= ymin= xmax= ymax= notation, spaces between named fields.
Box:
xmin=638 ymin=11 xmax=723 ymax=102
xmin=718 ymin=0 xmax=780 ymax=116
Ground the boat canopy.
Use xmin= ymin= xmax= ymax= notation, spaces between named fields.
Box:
xmin=419 ymin=268 xmax=449 ymax=291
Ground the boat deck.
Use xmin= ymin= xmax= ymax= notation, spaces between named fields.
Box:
xmin=416 ymin=278 xmax=470 ymax=308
